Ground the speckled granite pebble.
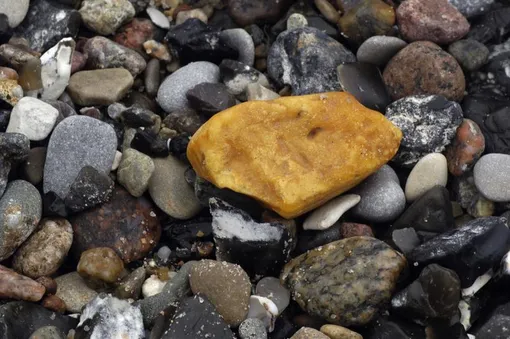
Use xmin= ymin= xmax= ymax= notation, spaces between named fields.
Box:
xmin=474 ymin=154 xmax=510 ymax=202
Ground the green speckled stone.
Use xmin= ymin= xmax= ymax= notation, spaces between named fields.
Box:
xmin=280 ymin=236 xmax=406 ymax=326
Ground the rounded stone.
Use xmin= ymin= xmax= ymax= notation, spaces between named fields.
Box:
xmin=29 ymin=326 xmax=66 ymax=339
xmin=6 ymin=97 xmax=59 ymax=141
xmin=287 ymin=13 xmax=308 ymax=30
xmin=303 ymin=194 xmax=361 ymax=230
xmin=149 ymin=155 xmax=202 ymax=219
xmin=320 ymin=324 xmax=363 ymax=339
xmin=356 ymin=35 xmax=407 ymax=66
xmin=55 ymin=272 xmax=98 ymax=313
xmin=448 ymin=39 xmax=489 ymax=72
xmin=446 ymin=119 xmax=485 ymax=176
xmin=79 ymin=0 xmax=136 ymax=35
xmin=405 ymin=153 xmax=448 ymax=202
xmin=0 ymin=0 xmax=29 ymax=28
xmin=156 ymin=61 xmax=220 ymax=113
xmin=339 ymin=222 xmax=374 ymax=238
xmin=12 ymin=218 xmax=73 ymax=279
xmin=291 ymin=327 xmax=330 ymax=339
xmin=22 ymin=147 xmax=47 ymax=185
xmin=77 ymin=247 xmax=125 ymax=283
xmin=0 ymin=180 xmax=42 ymax=261
xmin=474 ymin=154 xmax=510 ymax=202
xmin=220 ymin=28 xmax=255 ymax=66
xmin=41 ymin=294 xmax=67 ymax=313
xmin=396 ymin=0 xmax=470 ymax=45
xmin=189 ymin=259 xmax=251 ymax=327
xmin=70 ymin=186 xmax=161 ymax=263
xmin=117 ymin=148 xmax=155 ymax=197
xmin=239 ymin=318 xmax=267 ymax=339
xmin=383 ymin=41 xmax=465 ymax=102
xmin=255 ymin=276 xmax=291 ymax=315
xmin=114 ymin=17 xmax=154 ymax=51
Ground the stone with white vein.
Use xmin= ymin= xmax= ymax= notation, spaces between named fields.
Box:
xmin=6 ymin=97 xmax=59 ymax=141
xmin=39 ymin=38 xmax=75 ymax=100
xmin=303 ymin=194 xmax=361 ymax=230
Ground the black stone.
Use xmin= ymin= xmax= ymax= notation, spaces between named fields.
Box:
xmin=0 ymin=159 xmax=9 ymax=197
xmin=295 ymin=223 xmax=343 ymax=255
xmin=163 ymin=218 xmax=213 ymax=261
xmin=471 ymin=301 xmax=510 ymax=339
xmin=0 ymin=132 xmax=29 ymax=162
xmin=391 ymin=227 xmax=421 ymax=255
xmin=466 ymin=7 xmax=510 ymax=44
xmin=447 ymin=39 xmax=489 ymax=72
xmin=409 ymin=217 xmax=510 ymax=288
xmin=161 ymin=294 xmax=235 ymax=339
xmin=306 ymin=16 xmax=339 ymax=38
xmin=210 ymin=198 xmax=293 ymax=277
xmin=0 ymin=301 xmax=77 ymax=339
xmin=0 ymin=14 xmax=13 ymax=45
xmin=14 ymin=0 xmax=81 ymax=53
xmin=391 ymin=186 xmax=454 ymax=238
xmin=194 ymin=176 xmax=263 ymax=218
xmin=165 ymin=19 xmax=238 ymax=65
xmin=162 ymin=108 xmax=204 ymax=135
xmin=186 ymin=83 xmax=236 ymax=117
xmin=121 ymin=106 xmax=155 ymax=128
xmin=245 ymin=24 xmax=265 ymax=46
xmin=64 ymin=166 xmax=114 ymax=213
xmin=168 ymin=135 xmax=189 ymax=162
xmin=391 ymin=264 xmax=461 ymax=323
xmin=361 ymin=317 xmax=426 ymax=339
xmin=43 ymin=191 xmax=68 ymax=217
xmin=130 ymin=129 xmax=169 ymax=157
xmin=0 ymin=109 xmax=10 ymax=132
xmin=267 ymin=27 xmax=355 ymax=95
xmin=385 ymin=95 xmax=463 ymax=166
xmin=425 ymin=321 xmax=469 ymax=339
xmin=337 ymin=62 xmax=391 ymax=112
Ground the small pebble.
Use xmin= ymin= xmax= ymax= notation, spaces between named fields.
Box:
xmin=79 ymin=0 xmax=136 ymax=35
xmin=117 ymin=148 xmax=155 ymax=197
xmin=6 ymin=97 xmax=59 ymax=141
xmin=287 ymin=13 xmax=308 ymax=30
xmin=220 ymin=28 xmax=255 ymax=66
xmin=448 ymin=39 xmax=489 ymax=72
xmin=446 ymin=119 xmax=485 ymax=176
xmin=142 ymin=274 xmax=168 ymax=297
xmin=247 ymin=295 xmax=278 ymax=332
xmin=255 ymin=276 xmax=291 ymax=315
xmin=239 ymin=318 xmax=268 ymax=339
xmin=405 ymin=153 xmax=448 ymax=202
xmin=320 ymin=324 xmax=363 ymax=339
xmin=474 ymin=154 xmax=510 ymax=202
xmin=175 ymin=9 xmax=208 ymax=25
xmin=0 ymin=264 xmax=45 ymax=302
xmin=356 ymin=35 xmax=407 ymax=66
xmin=291 ymin=327 xmax=330 ymax=339
xmin=146 ymin=7 xmax=170 ymax=29
xmin=77 ymin=247 xmax=125 ymax=283
xmin=303 ymin=194 xmax=361 ymax=230
xmin=55 ymin=272 xmax=98 ymax=313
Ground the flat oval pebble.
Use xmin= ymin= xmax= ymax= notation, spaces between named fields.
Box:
xmin=405 ymin=153 xmax=448 ymax=202
xmin=303 ymin=194 xmax=361 ymax=230
xmin=474 ymin=154 xmax=510 ymax=202
xmin=6 ymin=97 xmax=59 ymax=141
xmin=12 ymin=218 xmax=73 ymax=279
xmin=0 ymin=264 xmax=45 ymax=302
xmin=356 ymin=35 xmax=407 ymax=66
xmin=0 ymin=0 xmax=29 ymax=28
xmin=255 ymin=276 xmax=291 ymax=314
xmin=77 ymin=247 xmax=125 ymax=283
xmin=281 ymin=236 xmax=406 ymax=326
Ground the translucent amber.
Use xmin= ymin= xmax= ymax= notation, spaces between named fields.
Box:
xmin=187 ymin=92 xmax=402 ymax=218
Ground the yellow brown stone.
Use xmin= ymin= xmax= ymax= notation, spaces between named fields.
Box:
xmin=187 ymin=92 xmax=402 ymax=218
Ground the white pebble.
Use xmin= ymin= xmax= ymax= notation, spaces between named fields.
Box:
xmin=405 ymin=153 xmax=448 ymax=201
xmin=111 ymin=151 xmax=122 ymax=171
xmin=255 ymin=277 xmax=290 ymax=315
xmin=303 ymin=194 xmax=361 ymax=230
xmin=146 ymin=7 xmax=170 ymax=29
xmin=142 ymin=275 xmax=167 ymax=298
xmin=247 ymin=296 xmax=278 ymax=332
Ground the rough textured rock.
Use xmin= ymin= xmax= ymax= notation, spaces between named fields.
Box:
xmin=64 ymin=166 xmax=114 ymax=212
xmin=117 ymin=148 xmax=154 ymax=197
xmin=267 ymin=27 xmax=355 ymax=95
xmin=281 ymin=236 xmax=406 ymax=326
xmin=291 ymin=327 xmax=330 ymax=339
xmin=448 ymin=0 xmax=494 ymax=18
xmin=385 ymin=95 xmax=463 ymax=167
xmin=189 ymin=260 xmax=251 ymax=326
xmin=448 ymin=39 xmax=489 ymax=72
xmin=188 ymin=92 xmax=402 ymax=218
xmin=79 ymin=0 xmax=136 ymax=35
xmin=474 ymin=153 xmax=510 ymax=202
xmin=0 ymin=265 xmax=45 ymax=302
xmin=12 ymin=218 xmax=73 ymax=279
xmin=0 ymin=180 xmax=42 ymax=261
xmin=6 ymin=97 xmax=59 ymax=141
xmin=396 ymin=0 xmax=470 ymax=45
xmin=446 ymin=119 xmax=485 ymax=176
xmin=55 ymin=272 xmax=98 ymax=313
xmin=383 ymin=41 xmax=465 ymax=102
xmin=71 ymin=186 xmax=161 ymax=263
xmin=320 ymin=324 xmax=363 ymax=339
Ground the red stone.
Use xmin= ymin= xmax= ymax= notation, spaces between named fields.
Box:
xmin=0 ymin=265 xmax=45 ymax=302
xmin=114 ymin=18 xmax=154 ymax=51
xmin=446 ymin=119 xmax=485 ymax=176
xmin=71 ymin=51 xmax=87 ymax=74
xmin=339 ymin=222 xmax=374 ymax=238
xmin=41 ymin=294 xmax=67 ymax=313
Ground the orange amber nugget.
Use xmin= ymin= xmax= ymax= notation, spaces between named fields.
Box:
xmin=187 ymin=92 xmax=402 ymax=218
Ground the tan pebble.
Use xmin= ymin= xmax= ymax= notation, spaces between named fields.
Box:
xmin=320 ymin=324 xmax=363 ymax=339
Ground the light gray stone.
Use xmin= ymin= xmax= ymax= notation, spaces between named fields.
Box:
xmin=474 ymin=153 xmax=510 ymax=202
xmin=220 ymin=28 xmax=255 ymax=66
xmin=39 ymin=38 xmax=75 ymax=100
xmin=79 ymin=0 xmax=135 ymax=35
xmin=0 ymin=0 xmax=29 ymax=27
xmin=239 ymin=318 xmax=268 ymax=339
xmin=29 ymin=326 xmax=66 ymax=339
xmin=246 ymin=83 xmax=280 ymax=101
xmin=117 ymin=148 xmax=154 ymax=197
xmin=303 ymin=194 xmax=361 ymax=230
xmin=405 ymin=153 xmax=448 ymax=202
xmin=43 ymin=115 xmax=117 ymax=199
xmin=7 ymin=97 xmax=59 ymax=141
xmin=146 ymin=7 xmax=169 ymax=29
xmin=156 ymin=61 xmax=220 ymax=113
xmin=357 ymin=36 xmax=407 ymax=66
xmin=55 ymin=272 xmax=98 ymax=313
xmin=255 ymin=277 xmax=290 ymax=315
xmin=287 ymin=13 xmax=308 ymax=30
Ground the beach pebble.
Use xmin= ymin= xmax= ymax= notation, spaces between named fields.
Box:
xmin=287 ymin=13 xmax=308 ymax=30
xmin=220 ymin=28 xmax=255 ymax=66
xmin=39 ymin=38 xmax=75 ymax=100
xmin=255 ymin=277 xmax=291 ymax=315
xmin=146 ymin=7 xmax=170 ymax=29
xmin=446 ymin=119 xmax=485 ymax=176
xmin=142 ymin=275 xmax=167 ymax=298
xmin=117 ymin=148 xmax=155 ymax=197
xmin=0 ymin=0 xmax=29 ymax=28
xmin=303 ymin=194 xmax=361 ymax=230
xmin=55 ymin=272 xmax=98 ymax=313
xmin=448 ymin=39 xmax=489 ymax=72
xmin=6 ymin=97 xmax=59 ymax=141
xmin=405 ymin=153 xmax=448 ymax=202
xmin=239 ymin=318 xmax=268 ymax=339
xmin=474 ymin=154 xmax=510 ymax=202
xmin=356 ymin=36 xmax=407 ymax=66
xmin=79 ymin=0 xmax=136 ymax=35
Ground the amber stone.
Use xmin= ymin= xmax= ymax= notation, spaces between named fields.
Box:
xmin=18 ymin=57 xmax=42 ymax=91
xmin=77 ymin=247 xmax=125 ymax=283
xmin=187 ymin=92 xmax=402 ymax=218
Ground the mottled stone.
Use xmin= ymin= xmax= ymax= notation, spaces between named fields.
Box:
xmin=383 ymin=41 xmax=465 ymax=102
xmin=448 ymin=39 xmax=489 ymax=72
xmin=64 ymin=166 xmax=114 ymax=212
xmin=175 ymin=8 xmax=208 ymax=26
xmin=239 ymin=318 xmax=268 ymax=339
xmin=320 ymin=324 xmax=363 ymax=339
xmin=446 ymin=119 xmax=485 ymax=176
xmin=448 ymin=0 xmax=494 ymax=18
xmin=291 ymin=327 xmax=331 ymax=339
xmin=338 ymin=0 xmax=395 ymax=44
xmin=187 ymin=92 xmax=402 ymax=218
xmin=55 ymin=272 xmax=98 ymax=313
xmin=0 ymin=43 xmax=37 ymax=71
xmin=79 ymin=0 xmax=136 ymax=35
xmin=281 ymin=237 xmax=406 ymax=326
xmin=67 ymin=69 xmax=134 ymax=106
xmin=143 ymin=40 xmax=171 ymax=61
xmin=0 ymin=265 xmax=45 ymax=302
xmin=339 ymin=222 xmax=374 ymax=238
xmin=474 ymin=154 xmax=510 ymax=202
xmin=0 ymin=79 xmax=23 ymax=106
xmin=385 ymin=95 xmax=463 ymax=166
xmin=0 ymin=180 xmax=41 ymax=261
xmin=83 ymin=36 xmax=147 ymax=77
xmin=71 ymin=186 xmax=161 ymax=263
xmin=77 ymin=247 xmax=125 ymax=283
xmin=117 ymin=148 xmax=154 ymax=197
xmin=268 ymin=27 xmax=355 ymax=95
xmin=396 ymin=0 xmax=470 ymax=45
xmin=43 ymin=115 xmax=117 ymax=199
xmin=114 ymin=18 xmax=154 ymax=52
xmin=12 ymin=218 xmax=72 ymax=279
xmin=41 ymin=295 xmax=66 ymax=313
xmin=190 ymin=260 xmax=251 ymax=326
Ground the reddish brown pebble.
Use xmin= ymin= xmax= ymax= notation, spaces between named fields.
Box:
xmin=0 ymin=264 xmax=45 ymax=302
xmin=36 ymin=276 xmax=58 ymax=295
xmin=446 ymin=119 xmax=485 ymax=176
xmin=71 ymin=186 xmax=161 ymax=263
xmin=71 ymin=51 xmax=88 ymax=74
xmin=0 ymin=66 xmax=18 ymax=80
xmin=397 ymin=0 xmax=469 ymax=45
xmin=114 ymin=18 xmax=154 ymax=51
xmin=41 ymin=294 xmax=67 ymax=313
xmin=383 ymin=41 xmax=465 ymax=101
xmin=340 ymin=222 xmax=374 ymax=238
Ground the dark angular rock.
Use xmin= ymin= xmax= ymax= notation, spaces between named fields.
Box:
xmin=471 ymin=301 xmax=510 ymax=339
xmin=130 ymin=129 xmax=169 ymax=157
xmin=425 ymin=321 xmax=469 ymax=339
xmin=448 ymin=39 xmax=489 ymax=72
xmin=267 ymin=27 xmax=355 ymax=95
xmin=0 ymin=301 xmax=77 ymax=339
xmin=337 ymin=62 xmax=391 ymax=112
xmin=0 ymin=132 xmax=29 ymax=162
xmin=22 ymin=147 xmax=46 ymax=185
xmin=121 ymin=106 xmax=155 ymax=128
xmin=162 ymin=108 xmax=204 ymax=135
xmin=391 ymin=264 xmax=461 ymax=323
xmin=70 ymin=185 xmax=161 ymax=263
xmin=186 ymin=83 xmax=236 ymax=117
xmin=210 ymin=198 xmax=293 ymax=277
xmin=0 ymin=109 xmax=10 ymax=132
xmin=391 ymin=228 xmax=421 ymax=254
xmin=42 ymin=192 xmax=68 ymax=218
xmin=227 ymin=0 xmax=294 ymax=26
xmin=385 ymin=95 xmax=463 ymax=167
xmin=163 ymin=218 xmax=213 ymax=261
xmin=245 ymin=24 xmax=265 ymax=46
xmin=168 ymin=135 xmax=189 ymax=162
xmin=0 ymin=14 xmax=13 ymax=45
xmin=391 ymin=186 xmax=455 ymax=238
xmin=13 ymin=0 xmax=81 ymax=53
xmin=466 ymin=7 xmax=510 ymax=44
xmin=64 ymin=166 xmax=114 ymax=213
xmin=409 ymin=217 xmax=510 ymax=287
xmin=295 ymin=222 xmax=343 ymax=255
xmin=165 ymin=19 xmax=238 ymax=65
xmin=161 ymin=294 xmax=235 ymax=339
